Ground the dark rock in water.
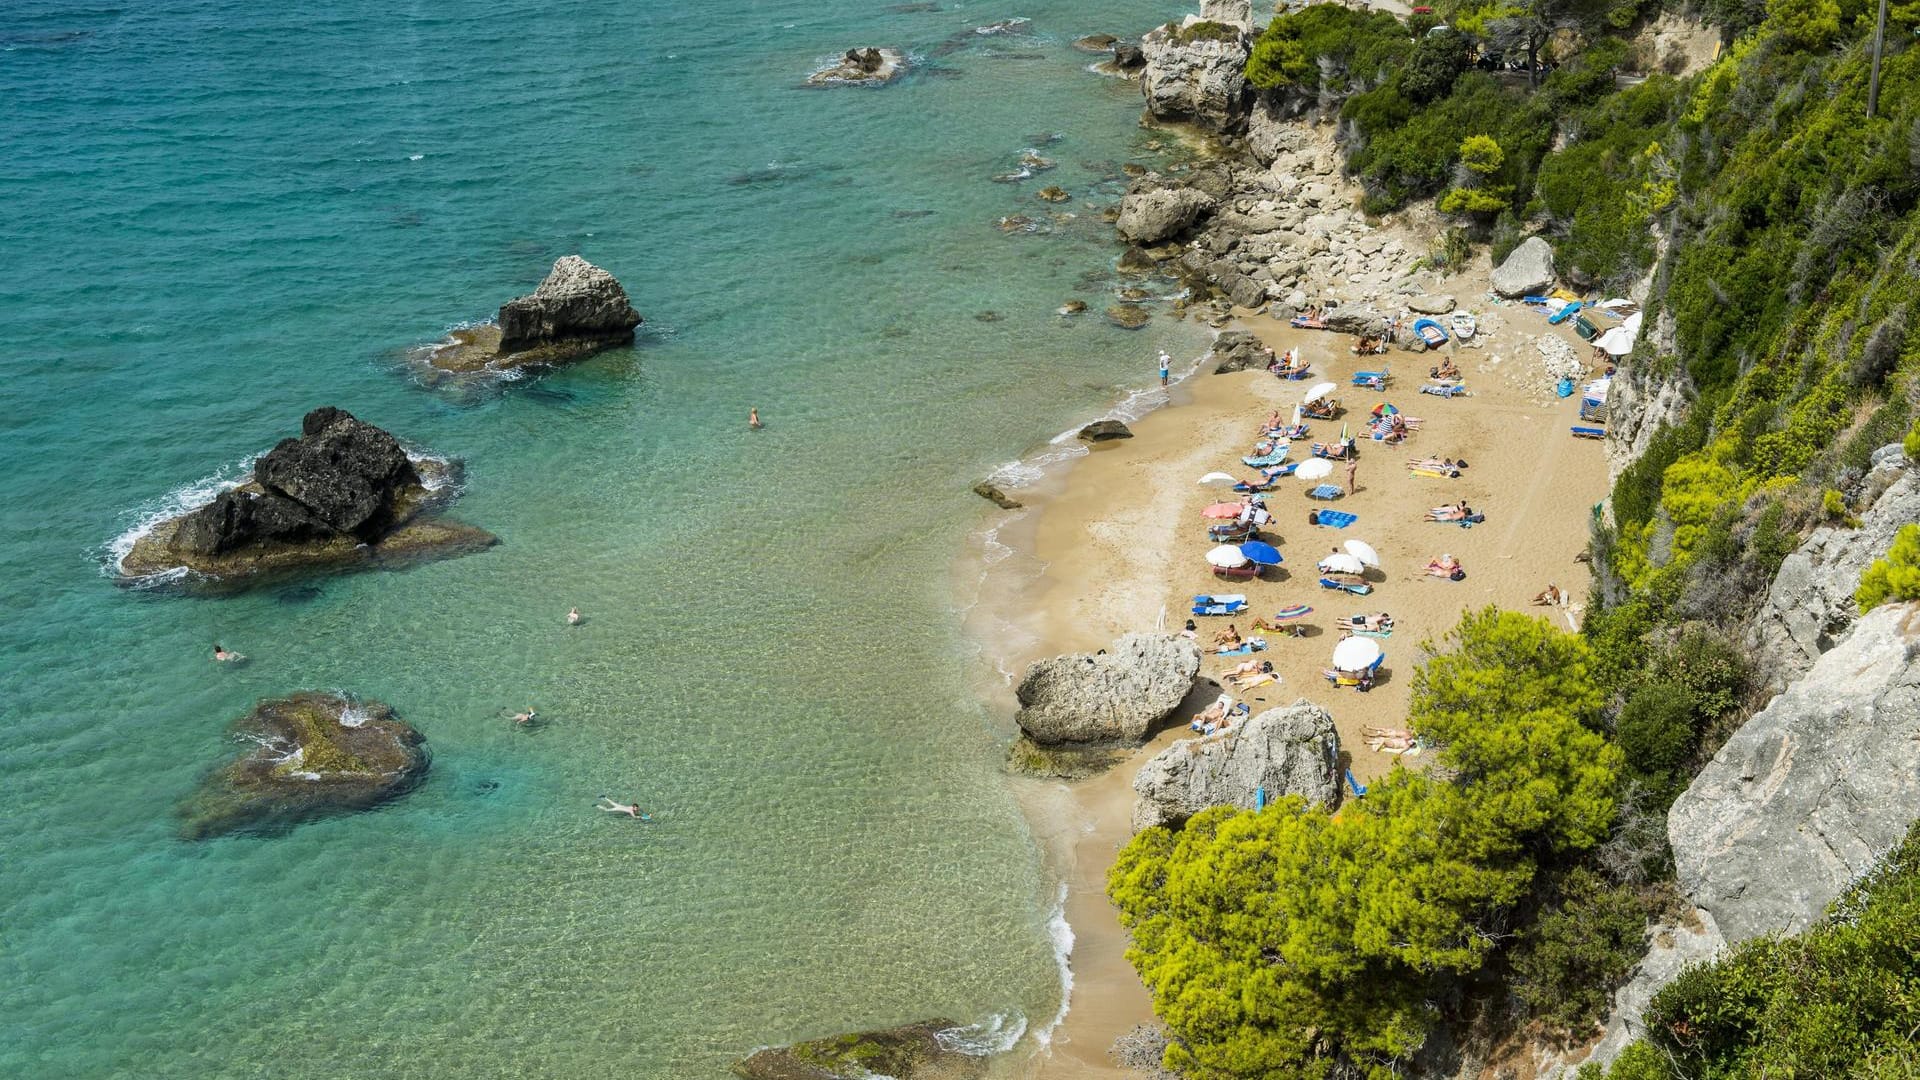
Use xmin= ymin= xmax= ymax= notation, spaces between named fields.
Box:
xmin=732 ymin=1020 xmax=985 ymax=1080
xmin=1118 ymin=287 xmax=1151 ymax=302
xmin=1111 ymin=42 xmax=1146 ymax=70
xmin=975 ymin=310 xmax=1003 ymax=322
xmin=273 ymin=584 xmax=326 ymax=606
xmin=177 ymin=692 xmax=428 ymax=840
xmin=1106 ymin=305 xmax=1151 ymax=330
xmin=995 ymin=214 xmax=1041 ymax=234
xmin=1116 ymin=247 xmax=1159 ymax=275
xmin=807 ymin=46 xmax=909 ymax=85
xmin=1059 ymin=299 xmax=1089 ymax=315
xmin=1074 ymin=33 xmax=1119 ymax=53
xmin=972 ymin=481 xmax=1024 ymax=509
xmin=1078 ymin=419 xmax=1134 ymax=442
xmin=891 ymin=208 xmax=937 ymax=219
xmin=121 ymin=407 xmax=494 ymax=586
xmin=1009 ymin=735 xmax=1127 ymax=779
xmin=497 ymin=255 xmax=644 ymax=357
xmin=1036 ymin=185 xmax=1071 ymax=203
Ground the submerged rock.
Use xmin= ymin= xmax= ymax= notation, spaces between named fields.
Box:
xmin=971 ymin=481 xmax=1023 ymax=509
xmin=732 ymin=1020 xmax=986 ymax=1080
xmin=1036 ymin=185 xmax=1071 ymax=203
xmin=1073 ymin=33 xmax=1119 ymax=52
xmin=1490 ymin=236 xmax=1556 ymax=298
xmin=178 ymin=692 xmax=428 ymax=840
xmin=1131 ymin=701 xmax=1341 ymax=830
xmin=806 ymin=47 xmax=909 ymax=86
xmin=121 ymin=407 xmax=494 ymax=586
xmin=1059 ymin=299 xmax=1089 ymax=315
xmin=1015 ymin=634 xmax=1200 ymax=746
xmin=424 ymin=256 xmax=643 ymax=373
xmin=1106 ymin=305 xmax=1151 ymax=330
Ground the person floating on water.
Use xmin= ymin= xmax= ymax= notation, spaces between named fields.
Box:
xmin=566 ymin=607 xmax=581 ymax=626
xmin=749 ymin=407 xmax=763 ymax=430
xmin=596 ymin=796 xmax=650 ymax=820
xmin=213 ymin=644 xmax=245 ymax=663
xmin=511 ymin=708 xmax=537 ymax=726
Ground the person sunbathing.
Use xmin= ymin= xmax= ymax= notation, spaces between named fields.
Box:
xmin=1344 ymin=612 xmax=1393 ymax=631
xmin=1425 ymin=501 xmax=1474 ymax=522
xmin=1223 ymin=659 xmax=1271 ymax=683
xmin=1532 ymin=583 xmax=1565 ymax=606
xmin=1273 ymin=350 xmax=1308 ymax=377
xmin=1426 ymin=554 xmax=1462 ymax=576
xmin=1364 ymin=726 xmax=1417 ymax=753
xmin=1189 ymin=694 xmax=1232 ymax=731
xmin=1429 ymin=359 xmax=1460 ymax=380
xmin=1212 ymin=624 xmax=1242 ymax=647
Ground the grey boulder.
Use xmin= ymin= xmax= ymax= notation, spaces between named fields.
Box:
xmin=1077 ymin=419 xmax=1134 ymax=442
xmin=1132 ymin=701 xmax=1341 ymax=830
xmin=1115 ymin=186 xmax=1217 ymax=244
xmin=497 ymin=255 xmax=643 ymax=355
xmin=1407 ymin=294 xmax=1456 ymax=315
xmin=1139 ymin=23 xmax=1249 ymax=132
xmin=1015 ymin=634 xmax=1201 ymax=746
xmin=1489 ymin=236 xmax=1555 ymax=298
xmin=1209 ymin=329 xmax=1272 ymax=373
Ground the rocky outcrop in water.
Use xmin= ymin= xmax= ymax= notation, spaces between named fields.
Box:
xmin=121 ymin=407 xmax=493 ymax=585
xmin=1015 ymin=634 xmax=1201 ymax=746
xmin=1490 ymin=236 xmax=1556 ymax=298
xmin=423 ymin=256 xmax=642 ymax=373
xmin=1139 ymin=19 xmax=1250 ymax=131
xmin=971 ymin=481 xmax=1023 ymax=509
xmin=807 ymin=47 xmax=909 ymax=86
xmin=1746 ymin=465 xmax=1920 ymax=688
xmin=732 ymin=1020 xmax=985 ymax=1080
xmin=1131 ymin=701 xmax=1340 ymax=830
xmin=1671 ymin=600 xmax=1920 ymax=942
xmin=177 ymin=692 xmax=428 ymax=840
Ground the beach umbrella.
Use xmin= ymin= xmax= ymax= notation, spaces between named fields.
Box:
xmin=1289 ymin=405 xmax=1303 ymax=428
xmin=1343 ymin=539 xmax=1381 ymax=568
xmin=1296 ymin=458 xmax=1334 ymax=480
xmin=1272 ymin=604 xmax=1312 ymax=621
xmin=1317 ymin=552 xmax=1365 ymax=575
xmin=1206 ymin=544 xmax=1250 ymax=568
xmin=1239 ymin=541 xmax=1283 ymax=566
xmin=1303 ymin=381 xmax=1337 ymax=403
xmin=1331 ymin=636 xmax=1382 ymax=672
xmin=1198 ymin=471 xmax=1238 ymax=485
xmin=1202 ymin=502 xmax=1245 ymax=519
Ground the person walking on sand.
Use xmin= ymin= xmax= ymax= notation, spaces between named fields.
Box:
xmin=1346 ymin=458 xmax=1358 ymax=495
xmin=1158 ymin=350 xmax=1171 ymax=387
xmin=566 ymin=607 xmax=581 ymax=626
xmin=596 ymin=796 xmax=651 ymax=820
xmin=749 ymin=407 xmax=763 ymax=430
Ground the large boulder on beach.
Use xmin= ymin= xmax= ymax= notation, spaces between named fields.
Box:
xmin=177 ymin=692 xmax=428 ymax=840
xmin=1116 ymin=185 xmax=1217 ymax=243
xmin=1139 ymin=21 xmax=1250 ymax=132
xmin=1077 ymin=419 xmax=1134 ymax=442
xmin=1131 ymin=701 xmax=1340 ymax=831
xmin=1016 ymin=634 xmax=1201 ymax=746
xmin=1407 ymin=294 xmax=1456 ymax=315
xmin=497 ymin=255 xmax=644 ymax=356
xmin=1669 ymin=601 xmax=1920 ymax=943
xmin=732 ymin=1020 xmax=986 ymax=1080
xmin=1209 ymin=329 xmax=1272 ymax=373
xmin=1490 ymin=236 xmax=1556 ymax=298
xmin=1325 ymin=307 xmax=1387 ymax=335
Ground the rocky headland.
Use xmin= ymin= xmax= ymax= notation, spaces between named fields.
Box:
xmin=120 ymin=406 xmax=493 ymax=585
xmin=419 ymin=255 xmax=643 ymax=373
xmin=178 ymin=692 xmax=428 ymax=840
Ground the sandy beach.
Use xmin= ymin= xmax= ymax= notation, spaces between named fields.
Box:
xmin=992 ymin=270 xmax=1615 ymax=1078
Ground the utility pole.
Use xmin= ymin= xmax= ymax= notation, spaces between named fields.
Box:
xmin=1868 ymin=0 xmax=1889 ymax=119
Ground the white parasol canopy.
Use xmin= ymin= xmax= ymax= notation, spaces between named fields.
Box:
xmin=1343 ymin=539 xmax=1381 ymax=567
xmin=1331 ymin=636 xmax=1382 ymax=672
xmin=1303 ymin=381 xmax=1337 ymax=404
xmin=1198 ymin=471 xmax=1238 ymax=485
xmin=1289 ymin=405 xmax=1303 ymax=428
xmin=1317 ymin=552 xmax=1365 ymax=575
xmin=1296 ymin=458 xmax=1334 ymax=480
xmin=1206 ymin=544 xmax=1251 ymax=568
xmin=1594 ymin=311 xmax=1644 ymax=357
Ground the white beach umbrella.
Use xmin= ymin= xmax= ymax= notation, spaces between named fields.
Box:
xmin=1198 ymin=471 xmax=1238 ymax=485
xmin=1206 ymin=544 xmax=1251 ymax=568
xmin=1331 ymin=636 xmax=1382 ymax=672
xmin=1296 ymin=458 xmax=1334 ymax=480
xmin=1317 ymin=552 xmax=1365 ymax=575
xmin=1289 ymin=405 xmax=1303 ymax=428
xmin=1343 ymin=539 xmax=1381 ymax=568
xmin=1303 ymin=381 xmax=1337 ymax=404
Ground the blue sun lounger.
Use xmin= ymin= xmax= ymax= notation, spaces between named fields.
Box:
xmin=1312 ymin=510 xmax=1357 ymax=528
xmin=1307 ymin=484 xmax=1344 ymax=500
xmin=1319 ymin=576 xmax=1373 ymax=596
xmin=1352 ymin=368 xmax=1389 ymax=389
xmin=1571 ymin=425 xmax=1606 ymax=439
xmin=1346 ymin=769 xmax=1368 ymax=797
xmin=1192 ymin=594 xmax=1248 ymax=616
xmin=1242 ymin=451 xmax=1288 ymax=468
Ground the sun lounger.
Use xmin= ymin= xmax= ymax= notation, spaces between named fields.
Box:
xmin=1303 ymin=402 xmax=1340 ymax=420
xmin=1274 ymin=366 xmax=1313 ymax=380
xmin=1352 ymin=369 xmax=1390 ymax=389
xmin=1191 ymin=594 xmax=1248 ymax=616
xmin=1419 ymin=383 xmax=1468 ymax=398
xmin=1242 ymin=451 xmax=1287 ymax=468
xmin=1311 ymin=509 xmax=1357 ymax=528
xmin=1311 ymin=439 xmax=1356 ymax=460
xmin=1571 ymin=425 xmax=1606 ymax=439
xmin=1235 ymin=672 xmax=1280 ymax=689
xmin=1208 ymin=522 xmax=1257 ymax=543
xmin=1307 ymin=484 xmax=1344 ymax=501
xmin=1319 ymin=576 xmax=1373 ymax=596
xmin=1290 ymin=315 xmax=1329 ymax=329
xmin=1345 ymin=769 xmax=1368 ymax=797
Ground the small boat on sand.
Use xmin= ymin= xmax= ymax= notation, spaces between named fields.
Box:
xmin=1411 ymin=318 xmax=1448 ymax=348
xmin=1448 ymin=312 xmax=1476 ymax=340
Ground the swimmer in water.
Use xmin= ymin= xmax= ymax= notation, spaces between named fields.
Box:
xmin=213 ymin=644 xmax=245 ymax=662
xmin=566 ymin=607 xmax=581 ymax=626
xmin=511 ymin=708 xmax=537 ymax=726
xmin=749 ymin=407 xmax=763 ymax=430
xmin=596 ymin=796 xmax=650 ymax=820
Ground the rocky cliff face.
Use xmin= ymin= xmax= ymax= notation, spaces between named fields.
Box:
xmin=1139 ymin=21 xmax=1250 ymax=132
xmin=1746 ymin=463 xmax=1920 ymax=689
xmin=1014 ymin=634 xmax=1201 ymax=746
xmin=1131 ymin=701 xmax=1341 ymax=830
xmin=1603 ymin=344 xmax=1692 ymax=482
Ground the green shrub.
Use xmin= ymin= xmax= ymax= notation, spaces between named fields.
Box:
xmin=1167 ymin=19 xmax=1241 ymax=44
xmin=1857 ymin=523 xmax=1920 ymax=612
xmin=1245 ymin=5 xmax=1409 ymax=92
xmin=1613 ymin=681 xmax=1696 ymax=796
xmin=1400 ymin=29 xmax=1470 ymax=102
xmin=1511 ymin=868 xmax=1653 ymax=1033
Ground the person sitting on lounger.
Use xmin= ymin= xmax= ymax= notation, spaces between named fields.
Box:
xmin=1189 ymin=694 xmax=1232 ymax=732
xmin=1213 ymin=624 xmax=1242 ymax=647
xmin=1273 ymin=350 xmax=1308 ymax=378
xmin=1532 ymin=583 xmax=1565 ymax=606
xmin=1426 ymin=553 xmax=1462 ymax=577
xmin=1429 ymin=358 xmax=1460 ymax=380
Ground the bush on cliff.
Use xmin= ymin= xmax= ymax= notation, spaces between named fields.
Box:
xmin=1245 ymin=5 xmax=1409 ymax=94
xmin=1856 ymin=523 xmax=1920 ymax=613
xmin=1109 ymin=610 xmax=1620 ymax=1077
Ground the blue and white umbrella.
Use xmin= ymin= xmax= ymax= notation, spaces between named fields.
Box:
xmin=1239 ymin=541 xmax=1283 ymax=566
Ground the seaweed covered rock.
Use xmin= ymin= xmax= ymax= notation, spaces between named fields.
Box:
xmin=121 ymin=407 xmax=493 ymax=585
xmin=1131 ymin=701 xmax=1340 ymax=830
xmin=732 ymin=1020 xmax=986 ymax=1080
xmin=1015 ymin=634 xmax=1200 ymax=746
xmin=178 ymin=692 xmax=428 ymax=840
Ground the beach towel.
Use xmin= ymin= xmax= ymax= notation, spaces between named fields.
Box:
xmin=1311 ymin=510 xmax=1357 ymax=528
xmin=1307 ymin=484 xmax=1344 ymax=500
xmin=1215 ymin=637 xmax=1268 ymax=655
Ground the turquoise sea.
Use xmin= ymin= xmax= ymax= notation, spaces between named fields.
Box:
xmin=0 ymin=2 xmax=1214 ymax=1077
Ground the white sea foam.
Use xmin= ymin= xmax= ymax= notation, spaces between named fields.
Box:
xmin=338 ymin=701 xmax=369 ymax=729
xmin=938 ymin=1012 xmax=1029 ymax=1056
xmin=102 ymin=453 xmax=255 ymax=578
xmin=1032 ymin=882 xmax=1075 ymax=1047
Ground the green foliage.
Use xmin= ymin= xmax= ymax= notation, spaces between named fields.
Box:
xmin=1458 ymin=134 xmax=1505 ymax=175
xmin=1907 ymin=417 xmax=1920 ymax=460
xmin=1166 ymin=19 xmax=1242 ymax=45
xmin=1857 ymin=523 xmax=1920 ymax=612
xmin=1110 ymin=609 xmax=1620 ymax=1078
xmin=1821 ymin=486 xmax=1849 ymax=520
xmin=1399 ymin=29 xmax=1470 ymax=103
xmin=1613 ymin=681 xmax=1696 ymax=797
xmin=1510 ymin=868 xmax=1653 ymax=1032
xmin=1766 ymin=0 xmax=1842 ymax=47
xmin=1245 ymin=6 xmax=1410 ymax=93
xmin=1438 ymin=184 xmax=1513 ymax=214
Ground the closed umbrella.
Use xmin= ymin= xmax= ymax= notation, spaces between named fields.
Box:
xmin=1343 ymin=539 xmax=1381 ymax=568
xmin=1296 ymin=458 xmax=1334 ymax=480
xmin=1317 ymin=552 xmax=1364 ymax=575
xmin=1303 ymin=381 xmax=1337 ymax=404
xmin=1202 ymin=502 xmax=1245 ymax=519
xmin=1239 ymin=541 xmax=1283 ymax=566
xmin=1206 ymin=544 xmax=1250 ymax=568
xmin=1198 ymin=471 xmax=1238 ymax=485
xmin=1332 ymin=637 xmax=1382 ymax=672
xmin=1289 ymin=405 xmax=1303 ymax=428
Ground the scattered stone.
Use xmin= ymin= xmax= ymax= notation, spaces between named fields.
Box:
xmin=1019 ymin=151 xmax=1056 ymax=171
xmin=1015 ymin=634 xmax=1200 ymax=746
xmin=1115 ymin=185 xmax=1216 ymax=243
xmin=732 ymin=1019 xmax=985 ymax=1080
xmin=1073 ymin=33 xmax=1119 ymax=52
xmin=807 ymin=46 xmax=909 ymax=85
xmin=1077 ymin=419 xmax=1134 ymax=442
xmin=1106 ymin=305 xmax=1151 ymax=330
xmin=177 ymin=692 xmax=428 ymax=840
xmin=1036 ymin=185 xmax=1071 ymax=203
xmin=971 ymin=481 xmax=1023 ymax=510
xmin=1131 ymin=701 xmax=1341 ymax=831
xmin=995 ymin=213 xmax=1040 ymax=234
xmin=1490 ymin=236 xmax=1556 ymax=297
xmin=1407 ymin=294 xmax=1456 ymax=315
xmin=1111 ymin=1025 xmax=1179 ymax=1080
xmin=1059 ymin=299 xmax=1088 ymax=315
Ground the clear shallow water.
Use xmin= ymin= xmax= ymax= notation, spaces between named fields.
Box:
xmin=0 ymin=1 xmax=1210 ymax=1077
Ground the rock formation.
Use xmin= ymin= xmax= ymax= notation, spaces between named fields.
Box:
xmin=1407 ymin=294 xmax=1456 ymax=315
xmin=1746 ymin=465 xmax=1920 ymax=688
xmin=1106 ymin=305 xmax=1151 ymax=330
xmin=1670 ymin=600 xmax=1920 ymax=942
xmin=177 ymin=692 xmax=428 ymax=840
xmin=1115 ymin=182 xmax=1218 ymax=244
xmin=1110 ymin=42 xmax=1146 ymax=71
xmin=422 ymin=256 xmax=643 ymax=373
xmin=806 ymin=47 xmax=909 ymax=86
xmin=1077 ymin=420 xmax=1134 ymax=442
xmin=1015 ymin=634 xmax=1201 ymax=746
xmin=1208 ymin=328 xmax=1274 ymax=373
xmin=1131 ymin=701 xmax=1341 ymax=830
xmin=971 ymin=481 xmax=1023 ymax=510
xmin=1139 ymin=19 xmax=1250 ymax=131
xmin=1073 ymin=33 xmax=1118 ymax=53
xmin=120 ymin=407 xmax=493 ymax=584
xmin=732 ymin=1020 xmax=985 ymax=1080
xmin=1490 ymin=236 xmax=1556 ymax=298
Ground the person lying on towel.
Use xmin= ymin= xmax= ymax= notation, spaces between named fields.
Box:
xmin=1425 ymin=554 xmax=1463 ymax=577
xmin=1426 ymin=501 xmax=1474 ymax=521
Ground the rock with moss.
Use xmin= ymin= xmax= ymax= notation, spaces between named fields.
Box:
xmin=733 ymin=1020 xmax=987 ymax=1080
xmin=120 ymin=407 xmax=494 ymax=588
xmin=178 ymin=692 xmax=428 ymax=840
